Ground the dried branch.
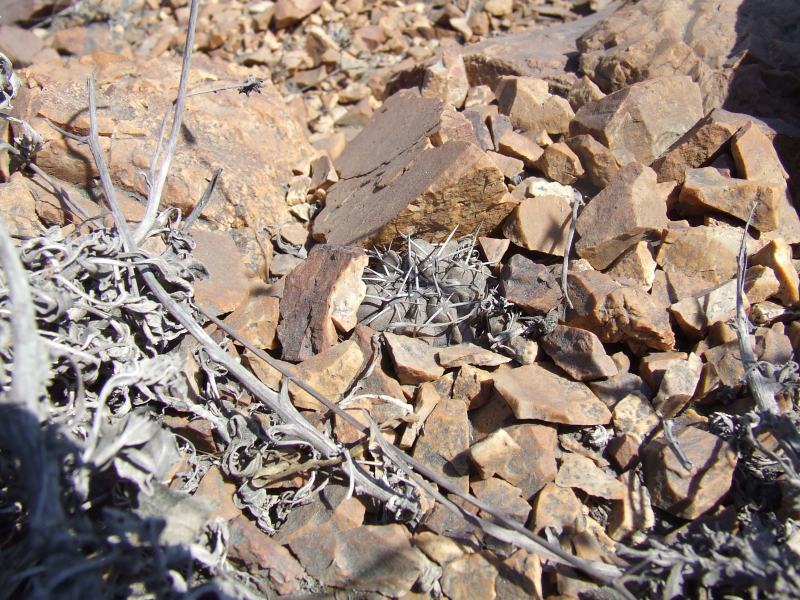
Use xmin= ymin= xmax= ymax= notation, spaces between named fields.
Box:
xmin=132 ymin=0 xmax=200 ymax=244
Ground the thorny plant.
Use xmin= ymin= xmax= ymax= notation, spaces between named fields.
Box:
xmin=0 ymin=4 xmax=632 ymax=598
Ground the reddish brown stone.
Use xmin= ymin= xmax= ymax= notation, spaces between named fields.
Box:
xmin=566 ymin=134 xmax=621 ymax=189
xmin=500 ymin=254 xmax=563 ymax=315
xmin=540 ymin=325 xmax=618 ymax=381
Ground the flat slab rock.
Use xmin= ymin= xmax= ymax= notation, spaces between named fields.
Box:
xmin=492 ymin=363 xmax=611 ymax=425
xmin=312 ymin=89 xmax=514 ymax=247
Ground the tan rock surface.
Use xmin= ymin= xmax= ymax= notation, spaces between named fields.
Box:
xmin=652 ymin=352 xmax=703 ymax=418
xmin=441 ymin=553 xmax=498 ymax=600
xmin=568 ymin=75 xmax=605 ymax=110
xmin=436 ymin=343 xmax=510 ymax=368
xmin=273 ymin=0 xmax=323 ymax=29
xmin=471 ymin=477 xmax=531 ymax=523
xmin=278 ymin=244 xmax=367 ymax=361
xmin=313 ymin=91 xmax=513 ymax=247
xmin=565 ymin=134 xmax=620 ymax=189
xmin=452 ymin=365 xmax=493 ymax=410
xmin=670 ymin=279 xmax=746 ymax=338
xmin=556 ymin=453 xmax=626 ymax=500
xmin=606 ymin=241 xmax=657 ymax=290
xmin=679 ymin=167 xmax=781 ymax=232
xmin=744 ymin=265 xmax=781 ymax=304
xmin=191 ymin=229 xmax=250 ymax=316
xmin=570 ymin=76 xmax=703 ymax=166
xmin=530 ymin=483 xmax=582 ymax=533
xmin=385 ymin=332 xmax=445 ymax=385
xmin=612 ymin=393 xmax=659 ymax=439
xmin=469 ymin=429 xmax=523 ymax=480
xmin=493 ymin=364 xmax=611 ymax=425
xmin=413 ymin=394 xmax=470 ymax=491
xmin=566 ymin=269 xmax=675 ymax=351
xmin=497 ymin=129 xmax=544 ymax=168
xmin=534 ymin=141 xmax=584 ymax=185
xmin=607 ymin=470 xmax=655 ymax=541
xmin=19 ymin=54 xmax=313 ymax=231
xmin=0 ymin=175 xmax=45 ymax=238
xmin=644 ymin=426 xmax=737 ymax=519
xmin=421 ymin=45 xmax=469 ymax=108
xmin=751 ymin=239 xmax=800 ymax=306
xmin=575 ymin=163 xmax=670 ymax=270
xmin=224 ymin=295 xmax=280 ymax=351
xmin=289 ymin=340 xmax=365 ymax=411
xmin=495 ymin=76 xmax=574 ymax=135
xmin=540 ymin=325 xmax=618 ymax=381
xmin=502 ymin=195 xmax=572 ymax=256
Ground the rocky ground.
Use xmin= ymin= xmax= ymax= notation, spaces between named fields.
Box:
xmin=1 ymin=0 xmax=800 ymax=598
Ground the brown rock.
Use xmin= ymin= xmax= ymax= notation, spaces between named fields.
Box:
xmin=436 ymin=343 xmax=510 ymax=368
xmin=502 ymin=424 xmax=558 ymax=499
xmin=495 ymin=76 xmax=574 ymax=135
xmin=502 ymin=196 xmax=572 ymax=256
xmin=463 ymin=109 xmax=495 ymax=151
xmin=566 ymin=269 xmax=675 ymax=350
xmin=653 ymin=352 xmax=702 ymax=418
xmin=644 ymin=426 xmax=737 ymax=519
xmin=414 ymin=531 xmax=465 ymax=566
xmin=465 ymin=85 xmax=495 ymax=107
xmin=495 ymin=549 xmax=543 ymax=599
xmin=570 ymin=76 xmax=703 ymax=166
xmin=413 ymin=394 xmax=470 ymax=495
xmin=278 ymin=244 xmax=367 ymax=361
xmin=655 ymin=224 xmax=750 ymax=287
xmin=607 ymin=433 xmax=642 ymax=472
xmin=194 ymin=466 xmax=239 ymax=521
xmin=568 ymin=76 xmax=605 ymax=111
xmin=385 ymin=332 xmax=444 ymax=385
xmin=565 ymin=134 xmax=621 ymax=189
xmin=744 ymin=265 xmax=780 ymax=304
xmin=0 ymin=25 xmax=44 ymax=67
xmin=228 ymin=515 xmax=306 ymax=594
xmin=441 ymin=553 xmax=498 ymax=600
xmin=273 ymin=0 xmax=322 ymax=28
xmin=530 ymin=483 xmax=582 ymax=534
xmin=326 ymin=525 xmax=426 ymax=596
xmin=191 ymin=230 xmax=250 ymax=316
xmin=430 ymin=104 xmax=481 ymax=147
xmin=452 ymin=365 xmax=493 ymax=410
xmin=639 ymin=352 xmax=687 ymax=390
xmin=309 ymin=154 xmax=338 ymax=191
xmin=731 ymin=122 xmax=789 ymax=184
xmin=493 ymin=364 xmax=611 ymax=425
xmin=0 ymin=175 xmax=44 ymax=238
xmin=534 ymin=142 xmax=584 ymax=185
xmin=487 ymin=151 xmax=525 ymax=180
xmin=679 ymin=167 xmax=781 ymax=232
xmin=472 ymin=477 xmax=532 ymax=523
xmin=469 ymin=429 xmax=523 ymax=480
xmin=611 ymin=392 xmax=660 ymax=440
xmin=487 ymin=113 xmax=514 ymax=151
xmin=670 ymin=279 xmax=745 ymax=338
xmin=19 ymin=54 xmax=313 ymax=232
xmin=500 ymin=254 xmax=563 ymax=314
xmin=607 ymin=470 xmax=655 ymax=540
xmin=289 ymin=340 xmax=365 ymax=411
xmin=478 ymin=236 xmax=510 ymax=266
xmin=589 ymin=372 xmax=650 ymax=407
xmin=540 ymin=325 xmax=618 ymax=381
xmin=751 ymin=239 xmax=800 ymax=306
xmin=651 ymin=110 xmax=742 ymax=184
xmin=575 ymin=163 xmax=670 ymax=270
xmin=556 ymin=453 xmax=626 ymax=500
xmin=313 ymin=91 xmax=513 ymax=247
xmin=224 ymin=295 xmax=280 ymax=351
xmin=497 ymin=129 xmax=544 ymax=168
xmin=606 ymin=241 xmax=657 ymax=290
xmin=421 ymin=45 xmax=470 ymax=108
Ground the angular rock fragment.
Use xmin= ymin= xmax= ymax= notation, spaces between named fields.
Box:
xmin=500 ymin=254 xmax=563 ymax=314
xmin=556 ymin=453 xmax=626 ymax=500
xmin=589 ymin=371 xmax=650 ymax=407
xmin=441 ymin=553 xmax=498 ymax=600
xmin=607 ymin=470 xmax=655 ymax=540
xmin=534 ymin=141 xmax=584 ymax=185
xmin=421 ymin=45 xmax=469 ymax=108
xmin=452 ymin=365 xmax=493 ymax=410
xmin=463 ymin=109 xmax=495 ymax=151
xmin=612 ymin=393 xmax=659 ymax=439
xmin=493 ymin=364 xmax=611 ymax=425
xmin=566 ymin=270 xmax=675 ymax=350
xmin=575 ymin=163 xmax=670 ymax=270
xmin=502 ymin=196 xmax=572 ymax=256
xmin=744 ymin=265 xmax=780 ymax=304
xmin=194 ymin=466 xmax=239 ymax=521
xmin=643 ymin=426 xmax=737 ymax=519
xmin=430 ymin=105 xmax=481 ymax=147
xmin=652 ymin=352 xmax=702 ymax=418
xmin=495 ymin=549 xmax=543 ymax=599
xmin=606 ymin=241 xmax=657 ymax=290
xmin=278 ymin=244 xmax=367 ymax=361
xmin=540 ymin=325 xmax=618 ymax=381
xmin=487 ymin=150 xmax=525 ymax=179
xmin=679 ymin=167 xmax=781 ymax=232
xmin=669 ymin=279 xmax=745 ymax=338
xmin=399 ymin=379 xmax=443 ymax=448
xmin=465 ymin=85 xmax=495 ymax=107
xmin=651 ymin=109 xmax=744 ymax=184
xmin=531 ymin=483 xmax=582 ymax=533
xmin=471 ymin=477 xmax=532 ymax=523
xmin=570 ymin=76 xmax=703 ymax=166
xmin=385 ymin=332 xmax=444 ymax=385
xmin=751 ymin=239 xmax=800 ymax=306
xmin=273 ymin=0 xmax=323 ymax=28
xmin=731 ymin=122 xmax=789 ymax=184
xmin=497 ymin=129 xmax=544 ymax=168
xmin=469 ymin=429 xmax=523 ymax=480
xmin=0 ymin=176 xmax=44 ymax=238
xmin=289 ymin=340 xmax=365 ymax=411
xmin=497 ymin=424 xmax=558 ymax=498
xmin=312 ymin=90 xmax=513 ymax=246
xmin=191 ymin=230 xmax=250 ymax=316
xmin=639 ymin=351 xmax=688 ymax=390
xmin=478 ymin=236 xmax=510 ymax=266
xmin=436 ymin=343 xmax=510 ymax=368
xmin=495 ymin=76 xmax=574 ymax=135
xmin=487 ymin=113 xmax=514 ymax=150
xmin=567 ymin=76 xmax=605 ymax=110
xmin=414 ymin=531 xmax=465 ymax=566
xmin=565 ymin=134 xmax=620 ymax=188
xmin=412 ymin=395 xmax=470 ymax=488
xmin=309 ymin=154 xmax=338 ymax=191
